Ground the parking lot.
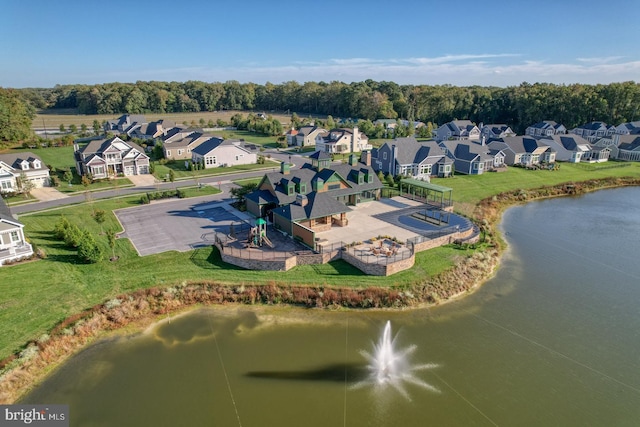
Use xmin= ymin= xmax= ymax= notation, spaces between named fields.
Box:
xmin=115 ymin=196 xmax=250 ymax=256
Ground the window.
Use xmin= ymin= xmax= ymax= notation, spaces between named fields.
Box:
xmin=1 ymin=180 xmax=13 ymax=190
xmin=166 ymin=150 xmax=171 ymax=157
xmin=288 ymin=184 xmax=294 ymax=195
xmin=328 ymin=183 xmax=341 ymax=190
xmin=177 ymin=149 xmax=183 ymax=155
xmin=205 ymin=156 xmax=217 ymax=165
xmin=235 ymin=155 xmax=239 ymax=161
xmin=383 ymin=152 xmax=387 ymax=160
xmin=300 ymin=184 xmax=306 ymax=193
xmin=10 ymin=231 xmax=20 ymax=242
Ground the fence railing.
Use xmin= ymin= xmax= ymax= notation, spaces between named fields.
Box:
xmin=214 ymin=232 xmax=295 ymax=261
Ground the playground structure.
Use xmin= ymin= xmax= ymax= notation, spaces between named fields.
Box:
xmin=248 ymin=218 xmax=274 ymax=248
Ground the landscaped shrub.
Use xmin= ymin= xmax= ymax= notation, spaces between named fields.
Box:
xmin=77 ymin=231 xmax=103 ymax=263
xmin=53 ymin=216 xmax=71 ymax=240
xmin=140 ymin=194 xmax=150 ymax=204
xmin=63 ymin=223 xmax=83 ymax=248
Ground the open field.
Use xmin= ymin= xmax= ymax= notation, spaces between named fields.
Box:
xmin=34 ymin=109 xmax=293 ymax=129
xmin=2 ymin=161 xmax=640 ymax=361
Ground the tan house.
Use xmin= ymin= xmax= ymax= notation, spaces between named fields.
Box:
xmin=163 ymin=131 xmax=211 ymax=161
xmin=294 ymin=126 xmax=326 ymax=147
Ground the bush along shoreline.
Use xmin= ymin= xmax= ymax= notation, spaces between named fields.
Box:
xmin=2 ymin=176 xmax=639 ymax=403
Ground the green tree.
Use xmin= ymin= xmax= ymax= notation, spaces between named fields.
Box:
xmin=69 ymin=124 xmax=77 ymax=133
xmin=63 ymin=168 xmax=73 ymax=185
xmin=169 ymin=169 xmax=175 ymax=187
xmin=18 ymin=172 xmax=35 ymax=197
xmin=106 ymin=228 xmax=117 ymax=261
xmin=93 ymin=209 xmax=107 ymax=234
xmin=80 ymin=123 xmax=88 ymax=134
xmin=0 ymin=88 xmax=35 ymax=146
xmin=59 ymin=124 xmax=66 ymax=133
xmin=230 ymin=182 xmax=258 ymax=208
xmin=77 ymin=230 xmax=103 ymax=263
xmin=92 ymin=119 xmax=101 ymax=135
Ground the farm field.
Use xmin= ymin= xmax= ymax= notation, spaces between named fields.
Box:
xmin=33 ymin=109 xmax=294 ymax=129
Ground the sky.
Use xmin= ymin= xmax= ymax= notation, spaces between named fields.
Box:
xmin=1 ymin=0 xmax=639 ymax=88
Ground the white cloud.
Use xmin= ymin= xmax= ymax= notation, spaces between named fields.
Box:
xmin=7 ymin=55 xmax=640 ymax=87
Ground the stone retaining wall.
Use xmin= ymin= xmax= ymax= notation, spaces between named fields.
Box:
xmin=341 ymin=250 xmax=415 ymax=276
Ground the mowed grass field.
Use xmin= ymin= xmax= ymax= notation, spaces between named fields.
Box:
xmin=34 ymin=109 xmax=293 ymax=129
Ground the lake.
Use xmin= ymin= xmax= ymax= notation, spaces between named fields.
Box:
xmin=22 ymin=187 xmax=640 ymax=426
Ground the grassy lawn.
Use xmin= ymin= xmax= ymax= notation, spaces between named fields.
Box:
xmin=0 ymin=146 xmax=75 ymax=171
xmin=232 ymin=177 xmax=263 ymax=186
xmin=153 ymin=160 xmax=279 ymax=180
xmin=432 ymin=162 xmax=640 ymax=216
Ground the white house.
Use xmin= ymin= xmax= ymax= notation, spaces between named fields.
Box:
xmin=315 ymin=127 xmax=372 ymax=154
xmin=0 ymin=152 xmax=51 ymax=193
xmin=191 ymin=138 xmax=258 ymax=169
xmin=0 ymin=197 xmax=33 ymax=266
xmin=74 ymin=136 xmax=150 ymax=178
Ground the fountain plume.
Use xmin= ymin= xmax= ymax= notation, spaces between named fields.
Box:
xmin=355 ymin=321 xmax=440 ymax=399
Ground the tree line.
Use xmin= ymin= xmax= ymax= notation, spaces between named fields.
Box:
xmin=13 ymin=80 xmax=640 ymax=134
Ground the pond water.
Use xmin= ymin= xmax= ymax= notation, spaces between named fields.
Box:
xmin=22 ymin=187 xmax=640 ymax=426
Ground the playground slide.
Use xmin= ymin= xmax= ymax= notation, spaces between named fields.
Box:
xmin=262 ymin=235 xmax=274 ymax=248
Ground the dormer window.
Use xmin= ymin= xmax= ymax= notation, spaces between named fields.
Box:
xmin=32 ymin=160 xmax=41 ymax=169
xmin=288 ymin=183 xmax=294 ymax=196
xmin=20 ymin=161 xmax=29 ymax=170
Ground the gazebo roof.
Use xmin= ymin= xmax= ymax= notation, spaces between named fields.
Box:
xmin=400 ymin=178 xmax=453 ymax=193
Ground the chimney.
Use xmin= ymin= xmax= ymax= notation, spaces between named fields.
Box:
xmin=391 ymin=144 xmax=398 ymax=175
xmin=352 ymin=126 xmax=359 ymax=153
xmin=295 ymin=194 xmax=308 ymax=207
xmin=280 ymin=162 xmax=290 ymax=175
xmin=360 ymin=150 xmax=371 ymax=166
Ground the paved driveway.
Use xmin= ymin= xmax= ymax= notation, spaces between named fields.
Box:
xmin=115 ymin=196 xmax=247 ymax=256
xmin=30 ymin=187 xmax=68 ymax=201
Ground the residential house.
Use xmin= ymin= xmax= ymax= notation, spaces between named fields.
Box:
xmin=614 ymin=121 xmax=640 ymax=135
xmin=374 ymin=119 xmax=425 ymax=136
xmin=570 ymin=122 xmax=616 ymax=142
xmin=163 ymin=131 xmax=211 ymax=161
xmin=0 ymin=197 xmax=33 ymax=265
xmin=525 ymin=121 xmax=567 ymax=137
xmin=0 ymin=152 xmax=51 ymax=193
xmin=372 ymin=137 xmax=452 ymax=179
xmin=487 ymin=136 xmax=554 ymax=166
xmin=480 ymin=124 xmax=515 ymax=141
xmin=104 ymin=114 xmax=147 ymax=134
xmin=439 ymin=140 xmax=505 ymax=175
xmin=433 ymin=120 xmax=480 ymax=142
xmin=605 ymin=135 xmax=640 ymax=161
xmin=294 ymin=126 xmax=326 ymax=147
xmin=74 ymin=136 xmax=150 ymax=178
xmin=191 ymin=138 xmax=258 ymax=169
xmin=315 ymin=127 xmax=372 ymax=154
xmin=285 ymin=128 xmax=299 ymax=146
xmin=128 ymin=119 xmax=185 ymax=140
xmin=539 ymin=134 xmax=605 ymax=163
xmin=245 ymin=151 xmax=382 ymax=247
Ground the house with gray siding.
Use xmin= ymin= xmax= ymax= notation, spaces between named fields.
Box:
xmin=539 ymin=134 xmax=600 ymax=163
xmin=433 ymin=120 xmax=480 ymax=142
xmin=570 ymin=122 xmax=616 ymax=142
xmin=294 ymin=126 xmax=326 ymax=147
xmin=487 ymin=136 xmax=554 ymax=166
xmin=0 ymin=197 xmax=33 ymax=266
xmin=74 ymin=136 xmax=150 ymax=178
xmin=191 ymin=138 xmax=258 ymax=169
xmin=480 ymin=124 xmax=515 ymax=141
xmin=372 ymin=137 xmax=452 ymax=179
xmin=525 ymin=121 xmax=567 ymax=137
xmin=439 ymin=140 xmax=505 ymax=175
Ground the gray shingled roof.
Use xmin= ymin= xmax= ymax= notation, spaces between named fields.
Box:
xmin=0 ymin=197 xmax=21 ymax=224
xmin=272 ymin=192 xmax=351 ymax=221
xmin=0 ymin=152 xmax=48 ymax=171
xmin=386 ymin=137 xmax=446 ymax=165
